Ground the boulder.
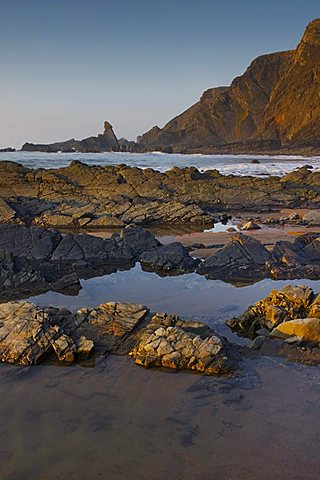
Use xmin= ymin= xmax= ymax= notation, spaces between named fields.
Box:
xmin=0 ymin=302 xmax=76 ymax=365
xmin=140 ymin=242 xmax=200 ymax=274
xmin=76 ymin=302 xmax=149 ymax=353
xmin=197 ymin=233 xmax=271 ymax=281
xmin=240 ymin=220 xmax=261 ymax=231
xmin=118 ymin=225 xmax=160 ymax=255
xmin=303 ymin=210 xmax=320 ymax=225
xmin=227 ymin=284 xmax=314 ymax=338
xmin=129 ymin=312 xmax=235 ymax=375
xmin=270 ymin=233 xmax=320 ymax=279
xmin=271 ymin=318 xmax=320 ymax=344
xmin=0 ymin=199 xmax=22 ymax=225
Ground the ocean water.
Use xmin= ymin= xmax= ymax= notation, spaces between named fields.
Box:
xmin=1 ymin=151 xmax=319 ymax=176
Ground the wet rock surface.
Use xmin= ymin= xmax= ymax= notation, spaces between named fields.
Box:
xmin=140 ymin=242 xmax=200 ymax=274
xmin=0 ymin=224 xmax=198 ymax=300
xmin=227 ymin=284 xmax=320 ymax=365
xmin=197 ymin=233 xmax=271 ymax=282
xmin=271 ymin=232 xmax=320 ymax=279
xmin=0 ymin=300 xmax=237 ymax=375
xmin=1 ymin=221 xmax=320 ymax=302
xmin=198 ymin=231 xmax=320 ymax=282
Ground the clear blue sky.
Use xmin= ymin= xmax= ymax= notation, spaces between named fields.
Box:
xmin=0 ymin=0 xmax=319 ymax=148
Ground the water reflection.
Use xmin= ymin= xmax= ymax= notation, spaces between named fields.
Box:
xmin=29 ymin=264 xmax=320 ymax=325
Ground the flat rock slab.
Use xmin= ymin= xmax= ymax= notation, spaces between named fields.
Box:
xmin=0 ymin=300 xmax=237 ymax=375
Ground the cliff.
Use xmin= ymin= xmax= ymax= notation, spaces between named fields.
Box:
xmin=138 ymin=19 xmax=320 ymax=153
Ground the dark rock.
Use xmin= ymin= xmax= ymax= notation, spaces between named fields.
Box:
xmin=197 ymin=233 xmax=271 ymax=281
xmin=21 ymin=120 xmax=119 ymax=153
xmin=0 ymin=147 xmax=15 ymax=152
xmin=117 ymin=225 xmax=160 ymax=256
xmin=140 ymin=242 xmax=200 ymax=274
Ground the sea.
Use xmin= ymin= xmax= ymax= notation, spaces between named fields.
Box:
xmin=1 ymin=151 xmax=320 ymax=176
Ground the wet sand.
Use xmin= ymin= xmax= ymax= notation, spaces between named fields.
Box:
xmin=0 ymin=354 xmax=319 ymax=480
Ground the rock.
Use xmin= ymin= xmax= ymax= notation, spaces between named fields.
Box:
xmin=0 ymin=224 xmax=62 ymax=261
xmin=228 ymin=284 xmax=320 ymax=363
xmin=129 ymin=313 xmax=235 ymax=375
xmin=75 ymin=336 xmax=94 ymax=358
xmin=39 ymin=199 xmax=214 ymax=228
xmin=288 ymin=212 xmax=300 ymax=221
xmin=240 ymin=220 xmax=261 ymax=231
xmin=270 ymin=233 xmax=320 ymax=279
xmin=0 ymin=160 xmax=319 ymax=232
xmin=265 ymin=305 xmax=288 ymax=329
xmin=271 ymin=318 xmax=320 ymax=344
xmin=228 ymin=284 xmax=314 ymax=336
xmin=76 ymin=302 xmax=150 ymax=353
xmin=197 ymin=233 xmax=271 ymax=281
xmin=50 ymin=273 xmax=81 ymax=294
xmin=21 ymin=120 xmax=119 ymax=153
xmin=140 ymin=242 xmax=200 ymax=274
xmin=255 ymin=327 xmax=270 ymax=337
xmin=0 ymin=224 xmax=195 ymax=299
xmin=0 ymin=300 xmax=237 ymax=375
xmin=118 ymin=225 xmax=160 ymax=256
xmin=0 ymin=147 xmax=15 ymax=152
xmin=33 ymin=213 xmax=76 ymax=229
xmin=303 ymin=211 xmax=320 ymax=225
xmin=52 ymin=333 xmax=76 ymax=362
xmin=0 ymin=199 xmax=22 ymax=225
xmin=226 ymin=227 xmax=237 ymax=232
xmin=0 ymin=302 xmax=75 ymax=365
xmin=250 ymin=159 xmax=261 ymax=164
xmin=308 ymin=294 xmax=320 ymax=318
xmin=278 ymin=284 xmax=314 ymax=308
xmin=250 ymin=336 xmax=266 ymax=350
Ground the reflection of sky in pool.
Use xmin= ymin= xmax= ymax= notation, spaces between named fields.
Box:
xmin=29 ymin=264 xmax=320 ymax=327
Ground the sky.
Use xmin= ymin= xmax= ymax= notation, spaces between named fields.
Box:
xmin=0 ymin=0 xmax=319 ymax=148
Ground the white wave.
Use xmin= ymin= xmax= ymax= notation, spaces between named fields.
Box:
xmin=1 ymin=151 xmax=320 ymax=177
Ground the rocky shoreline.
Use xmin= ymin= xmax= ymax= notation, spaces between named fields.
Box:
xmin=0 ymin=222 xmax=318 ymax=370
xmin=1 ymin=222 xmax=320 ymax=298
xmin=0 ymin=160 xmax=319 ymax=372
xmin=0 ymin=161 xmax=319 ymax=231
xmin=1 ymin=282 xmax=320 ymax=372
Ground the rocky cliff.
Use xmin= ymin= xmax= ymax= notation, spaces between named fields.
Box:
xmin=138 ymin=19 xmax=320 ymax=153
